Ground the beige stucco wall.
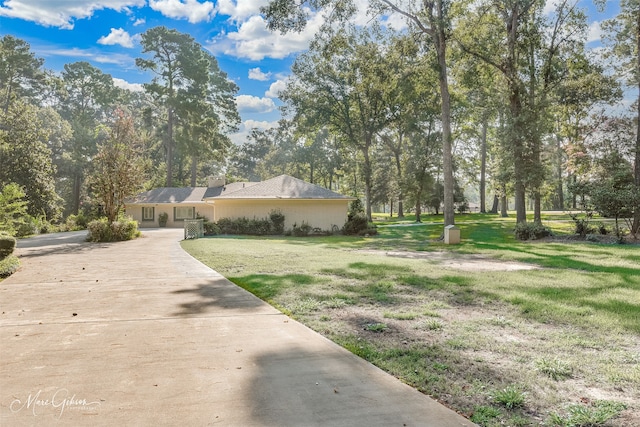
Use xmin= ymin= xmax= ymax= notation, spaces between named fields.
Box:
xmin=212 ymin=199 xmax=349 ymax=232
xmin=125 ymin=203 xmax=214 ymax=228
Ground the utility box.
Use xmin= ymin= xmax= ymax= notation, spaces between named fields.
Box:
xmin=444 ymin=225 xmax=460 ymax=245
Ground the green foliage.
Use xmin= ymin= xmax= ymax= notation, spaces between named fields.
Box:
xmin=348 ymin=199 xmax=364 ymax=220
xmin=203 ymin=221 xmax=220 ymax=235
xmin=549 ymin=400 xmax=627 ymax=427
xmin=0 ymin=233 xmax=17 ymax=258
xmin=86 ymin=216 xmax=140 ymax=242
xmin=364 ymin=322 xmax=388 ymax=332
xmin=269 ymin=209 xmax=285 ymax=234
xmin=513 ymin=222 xmax=552 ymax=240
xmin=0 ymin=183 xmax=28 ymax=236
xmin=535 ymin=357 xmax=573 ymax=380
xmin=343 ymin=212 xmax=377 ymax=236
xmin=569 ymin=212 xmax=595 ymax=237
xmin=0 ymin=100 xmax=62 ymax=221
xmin=0 ymin=254 xmax=19 ymax=278
xmin=216 ymin=215 xmax=285 ymax=236
xmin=292 ymin=221 xmax=312 ymax=237
xmin=492 ymin=385 xmax=525 ymax=409
xmin=470 ymin=406 xmax=502 ymax=425
xmin=158 ymin=212 xmax=168 ymax=226
xmin=89 ymin=111 xmax=146 ymax=223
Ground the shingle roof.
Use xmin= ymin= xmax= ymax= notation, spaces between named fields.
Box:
xmin=127 ymin=175 xmax=351 ymax=203
xmin=210 ymin=175 xmax=353 ymax=200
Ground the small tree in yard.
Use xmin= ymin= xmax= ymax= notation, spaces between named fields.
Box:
xmin=90 ymin=110 xmax=146 ymax=223
xmin=0 ymin=183 xmax=28 ymax=236
xmin=590 ymin=170 xmax=639 ymax=240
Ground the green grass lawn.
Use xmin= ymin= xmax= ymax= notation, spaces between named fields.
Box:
xmin=182 ymin=213 xmax=640 ymax=427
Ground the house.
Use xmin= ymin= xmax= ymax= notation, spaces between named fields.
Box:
xmin=125 ymin=174 xmax=355 ymax=231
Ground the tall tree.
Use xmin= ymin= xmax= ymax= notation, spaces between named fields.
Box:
xmin=281 ymin=28 xmax=398 ymax=220
xmin=0 ymin=35 xmax=46 ymax=112
xmin=457 ymin=0 xmax=592 ymax=224
xmin=0 ymin=99 xmax=61 ymax=220
xmin=137 ymin=27 xmax=237 ymax=187
xmin=60 ymin=61 xmax=119 ymax=215
xmin=263 ymin=0 xmax=457 ymax=225
xmin=601 ymin=0 xmax=640 ymax=234
xmin=89 ymin=111 xmax=146 ymax=223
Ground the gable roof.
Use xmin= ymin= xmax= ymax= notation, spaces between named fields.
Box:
xmin=127 ymin=175 xmax=352 ymax=204
xmin=209 ymin=175 xmax=353 ymax=200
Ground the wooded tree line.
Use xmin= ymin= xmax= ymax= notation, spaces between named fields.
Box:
xmin=0 ymin=27 xmax=239 ymax=232
xmin=250 ymin=0 xmax=638 ymax=233
xmin=1 ymin=0 xmax=639 ymax=237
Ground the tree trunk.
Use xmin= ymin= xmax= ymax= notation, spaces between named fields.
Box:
xmin=501 ymin=188 xmax=508 ymax=218
xmin=415 ymin=193 xmax=422 ymax=223
xmin=190 ymin=155 xmax=198 ymax=187
xmin=555 ymin=136 xmax=564 ymax=210
xmin=490 ymin=194 xmax=499 ymax=214
xmin=166 ymin=107 xmax=174 ymax=187
xmin=72 ymin=172 xmax=81 ymax=215
xmin=633 ymin=10 xmax=640 ymax=235
xmin=435 ymin=5 xmax=455 ymax=227
xmin=480 ymin=118 xmax=488 ymax=213
xmin=361 ymin=140 xmax=373 ymax=222
xmin=533 ymin=190 xmax=542 ymax=225
xmin=394 ymin=149 xmax=404 ymax=218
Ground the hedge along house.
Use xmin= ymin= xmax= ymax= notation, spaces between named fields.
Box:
xmin=125 ymin=174 xmax=355 ymax=232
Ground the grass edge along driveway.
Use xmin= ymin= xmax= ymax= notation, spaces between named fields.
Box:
xmin=182 ymin=215 xmax=639 ymax=427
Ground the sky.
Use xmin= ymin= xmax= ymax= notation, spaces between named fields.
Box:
xmin=0 ymin=0 xmax=621 ymax=145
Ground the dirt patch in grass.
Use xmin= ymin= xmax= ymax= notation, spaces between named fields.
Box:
xmin=357 ymin=249 xmax=542 ymax=271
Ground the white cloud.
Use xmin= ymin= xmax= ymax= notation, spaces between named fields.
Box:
xmin=248 ymin=67 xmax=271 ymax=81
xmin=216 ymin=0 xmax=269 ymax=21
xmin=236 ymin=94 xmax=276 ymax=113
xmin=98 ymin=28 xmax=137 ymax=48
xmin=133 ymin=18 xmax=145 ymax=26
xmin=149 ymin=0 xmax=215 ymax=23
xmin=229 ymin=119 xmax=278 ymax=145
xmin=265 ymin=79 xmax=286 ymax=98
xmin=587 ymin=21 xmax=602 ymax=44
xmin=209 ymin=11 xmax=322 ymax=60
xmin=113 ymin=77 xmax=144 ymax=92
xmin=0 ymin=0 xmax=144 ymax=29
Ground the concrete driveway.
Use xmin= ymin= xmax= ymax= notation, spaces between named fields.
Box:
xmin=1 ymin=229 xmax=473 ymax=426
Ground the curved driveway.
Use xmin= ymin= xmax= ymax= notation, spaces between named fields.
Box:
xmin=1 ymin=229 xmax=473 ymax=426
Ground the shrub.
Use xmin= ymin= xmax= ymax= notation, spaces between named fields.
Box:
xmin=63 ymin=213 xmax=88 ymax=231
xmin=514 ymin=222 xmax=552 ymax=240
xmin=215 ymin=215 xmax=286 ymax=236
xmin=0 ymin=234 xmax=17 ymax=258
xmin=203 ymin=221 xmax=220 ymax=236
xmin=269 ymin=209 xmax=285 ymax=234
xmin=343 ymin=212 xmax=377 ymax=236
xmin=158 ymin=212 xmax=168 ymax=227
xmin=87 ymin=216 xmax=140 ymax=242
xmin=87 ymin=218 xmax=111 ymax=242
xmin=570 ymin=212 xmax=595 ymax=237
xmin=16 ymin=216 xmax=39 ymax=237
xmin=292 ymin=221 xmax=312 ymax=237
xmin=348 ymin=199 xmax=364 ymax=220
xmin=0 ymin=254 xmax=19 ymax=278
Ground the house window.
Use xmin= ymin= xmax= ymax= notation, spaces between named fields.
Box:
xmin=174 ymin=206 xmax=195 ymax=221
xmin=142 ymin=206 xmax=155 ymax=222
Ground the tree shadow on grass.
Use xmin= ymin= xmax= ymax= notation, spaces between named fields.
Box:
xmin=171 ymin=273 xmax=320 ymax=316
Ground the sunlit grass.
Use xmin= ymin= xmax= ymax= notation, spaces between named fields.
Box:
xmin=181 ymin=212 xmax=639 ymax=426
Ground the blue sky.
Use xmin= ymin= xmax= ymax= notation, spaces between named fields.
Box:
xmin=0 ymin=0 xmax=620 ymax=145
